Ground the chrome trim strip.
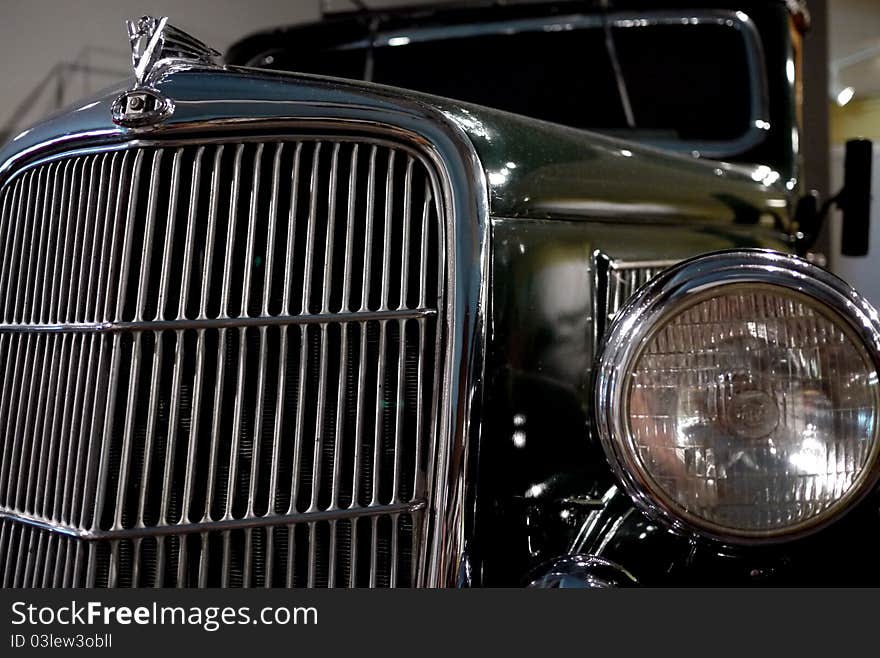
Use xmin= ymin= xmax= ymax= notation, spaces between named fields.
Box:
xmin=0 ymin=308 xmax=436 ymax=333
xmin=0 ymin=500 xmax=426 ymax=540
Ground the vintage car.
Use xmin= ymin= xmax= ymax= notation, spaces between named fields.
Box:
xmin=0 ymin=0 xmax=876 ymax=588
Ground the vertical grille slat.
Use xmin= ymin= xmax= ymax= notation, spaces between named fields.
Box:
xmin=181 ymin=329 xmax=206 ymax=524
xmin=52 ymin=161 xmax=76 ymax=324
xmin=19 ymin=165 xmax=47 ymax=324
xmin=0 ymin=134 xmax=448 ymax=588
xmin=40 ymin=334 xmax=66 ymax=519
xmin=0 ymin=335 xmax=20 ymax=506
xmin=6 ymin=173 xmax=32 ymax=323
xmin=35 ymin=162 xmax=64 ymax=324
xmin=0 ymin=185 xmax=15 ymax=322
xmin=31 ymin=334 xmax=57 ymax=515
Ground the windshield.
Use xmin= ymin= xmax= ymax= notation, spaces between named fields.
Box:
xmin=259 ymin=11 xmax=768 ymax=158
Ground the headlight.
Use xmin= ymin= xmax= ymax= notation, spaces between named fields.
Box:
xmin=595 ymin=250 xmax=880 ymax=542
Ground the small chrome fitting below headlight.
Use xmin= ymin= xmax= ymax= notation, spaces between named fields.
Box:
xmin=595 ymin=249 xmax=880 ymax=543
xmin=526 ymin=555 xmax=637 ymax=588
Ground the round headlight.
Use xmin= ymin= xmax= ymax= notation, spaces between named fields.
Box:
xmin=595 ymin=250 xmax=880 ymax=542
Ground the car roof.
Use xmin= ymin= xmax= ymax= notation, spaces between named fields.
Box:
xmin=226 ymin=0 xmax=806 ymax=65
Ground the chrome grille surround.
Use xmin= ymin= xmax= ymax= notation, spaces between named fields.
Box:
xmin=0 ymin=131 xmax=454 ymax=587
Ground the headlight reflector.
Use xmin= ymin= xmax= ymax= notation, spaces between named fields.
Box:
xmin=596 ymin=251 xmax=880 ymax=541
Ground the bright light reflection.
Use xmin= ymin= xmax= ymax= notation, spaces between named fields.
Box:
xmin=789 ymin=430 xmax=826 ymax=474
xmin=442 ymin=109 xmax=491 ymax=140
xmin=751 ymin=165 xmax=771 ymax=182
xmin=488 ymin=170 xmax=508 ymax=186
xmin=751 ymin=165 xmax=781 ymax=186
xmin=526 ymin=483 xmax=546 ymax=499
xmin=837 ymin=86 xmax=855 ymax=106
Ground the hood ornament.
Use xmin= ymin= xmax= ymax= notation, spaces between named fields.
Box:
xmin=112 ymin=16 xmax=222 ymax=128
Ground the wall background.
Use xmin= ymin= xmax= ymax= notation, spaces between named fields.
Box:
xmin=0 ymin=1 xmax=438 ymax=141
xmin=829 ymin=0 xmax=880 ymax=144
xmin=0 ymin=1 xmax=330 ymax=138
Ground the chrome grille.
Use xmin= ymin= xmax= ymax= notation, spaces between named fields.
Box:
xmin=596 ymin=258 xmax=678 ymax=337
xmin=0 ymin=136 xmax=447 ymax=587
xmin=602 ymin=260 xmax=676 ymax=324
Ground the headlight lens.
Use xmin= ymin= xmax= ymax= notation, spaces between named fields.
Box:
xmin=596 ymin=251 xmax=880 ymax=541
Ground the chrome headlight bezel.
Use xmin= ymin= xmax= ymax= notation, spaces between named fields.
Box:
xmin=594 ymin=249 xmax=880 ymax=544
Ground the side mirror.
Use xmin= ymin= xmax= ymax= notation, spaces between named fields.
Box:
xmin=840 ymin=139 xmax=873 ymax=257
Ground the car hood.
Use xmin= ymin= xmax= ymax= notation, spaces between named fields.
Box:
xmin=0 ymin=64 xmax=791 ymax=228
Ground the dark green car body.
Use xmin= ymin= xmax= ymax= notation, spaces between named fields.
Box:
xmin=4 ymin=1 xmax=871 ymax=587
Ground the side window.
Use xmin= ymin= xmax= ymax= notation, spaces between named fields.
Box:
xmin=612 ymin=22 xmax=754 ymax=141
xmin=255 ymin=13 xmax=767 ymax=158
xmin=371 ymin=29 xmax=629 ymax=129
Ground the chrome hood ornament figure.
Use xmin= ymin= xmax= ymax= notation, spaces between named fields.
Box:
xmin=112 ymin=16 xmax=223 ymax=127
